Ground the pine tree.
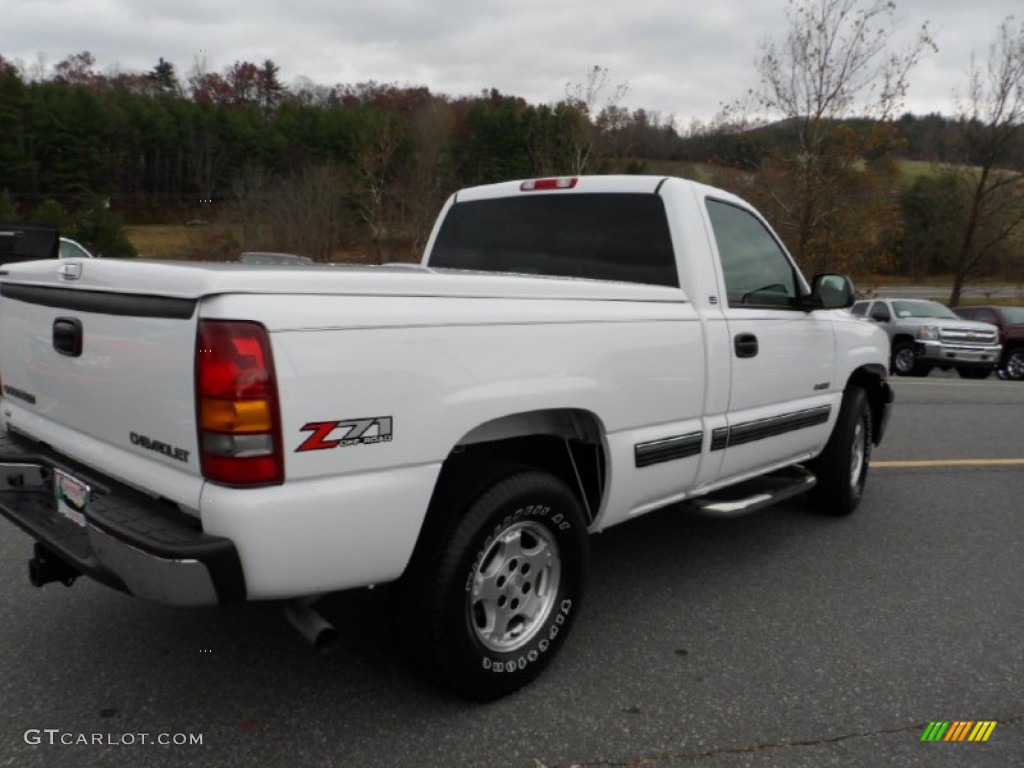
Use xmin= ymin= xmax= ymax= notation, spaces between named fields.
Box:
xmin=148 ymin=57 xmax=179 ymax=96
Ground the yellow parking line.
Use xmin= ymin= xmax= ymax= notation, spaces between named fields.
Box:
xmin=890 ymin=379 xmax=1017 ymax=386
xmin=871 ymin=458 xmax=1024 ymax=468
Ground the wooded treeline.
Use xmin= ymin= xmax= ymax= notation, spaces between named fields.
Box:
xmin=1 ymin=47 xmax=1021 ymax=286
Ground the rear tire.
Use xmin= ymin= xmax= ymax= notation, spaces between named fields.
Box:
xmin=807 ymin=386 xmax=872 ymax=517
xmin=392 ymin=470 xmax=588 ymax=701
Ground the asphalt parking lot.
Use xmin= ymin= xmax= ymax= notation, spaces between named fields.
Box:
xmin=0 ymin=374 xmax=1021 ymax=768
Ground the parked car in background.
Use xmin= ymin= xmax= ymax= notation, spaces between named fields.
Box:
xmin=852 ymin=298 xmax=1001 ymax=378
xmin=1 ymin=226 xmax=98 ymax=264
xmin=952 ymin=305 xmax=1024 ymax=381
xmin=0 ymin=222 xmax=58 ymax=264
xmin=58 ymin=237 xmax=96 ymax=259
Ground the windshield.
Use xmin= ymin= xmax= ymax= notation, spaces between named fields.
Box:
xmin=1000 ymin=307 xmax=1024 ymax=324
xmin=891 ymin=300 xmax=958 ymax=320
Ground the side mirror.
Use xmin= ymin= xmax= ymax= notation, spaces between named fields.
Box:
xmin=806 ymin=273 xmax=856 ymax=311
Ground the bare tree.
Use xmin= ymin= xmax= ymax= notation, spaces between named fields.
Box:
xmin=347 ymin=111 xmax=408 ymax=262
xmin=272 ymin=164 xmax=349 ymax=261
xmin=26 ymin=52 xmax=49 ymax=82
xmin=947 ymin=17 xmax=1024 ymax=306
xmin=745 ymin=0 xmax=935 ymax=274
xmin=563 ymin=65 xmax=630 ymax=174
xmin=230 ymin=164 xmax=274 ymax=250
xmin=403 ymin=100 xmax=456 ymax=256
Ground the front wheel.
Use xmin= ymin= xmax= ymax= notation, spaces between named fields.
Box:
xmin=891 ymin=342 xmax=930 ymax=376
xmin=394 ymin=470 xmax=588 ymax=701
xmin=891 ymin=342 xmax=916 ymax=375
xmin=806 ymin=386 xmax=872 ymax=516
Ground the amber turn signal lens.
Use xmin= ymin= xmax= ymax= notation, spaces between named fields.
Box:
xmin=200 ymin=398 xmax=273 ymax=433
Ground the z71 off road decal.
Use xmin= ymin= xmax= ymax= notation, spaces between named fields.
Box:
xmin=296 ymin=417 xmax=393 ymax=452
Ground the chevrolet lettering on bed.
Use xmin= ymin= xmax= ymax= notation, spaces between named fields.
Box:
xmin=129 ymin=431 xmax=190 ymax=463
xmin=0 ymin=175 xmax=893 ymax=701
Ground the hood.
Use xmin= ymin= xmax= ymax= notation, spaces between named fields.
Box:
xmin=897 ymin=316 xmax=998 ymax=332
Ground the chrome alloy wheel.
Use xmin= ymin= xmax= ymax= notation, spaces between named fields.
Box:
xmin=469 ymin=520 xmax=561 ymax=653
xmin=1006 ymin=350 xmax=1024 ymax=381
xmin=849 ymin=417 xmax=867 ymax=489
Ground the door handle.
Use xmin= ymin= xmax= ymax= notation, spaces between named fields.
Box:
xmin=734 ymin=333 xmax=758 ymax=358
xmin=53 ymin=317 xmax=83 ymax=357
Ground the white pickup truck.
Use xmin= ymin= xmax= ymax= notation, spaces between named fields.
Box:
xmin=0 ymin=175 xmax=892 ymax=700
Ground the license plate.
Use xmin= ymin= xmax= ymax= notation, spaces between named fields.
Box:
xmin=54 ymin=469 xmax=90 ymax=528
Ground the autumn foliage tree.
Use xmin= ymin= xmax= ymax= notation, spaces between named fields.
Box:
xmin=742 ymin=0 xmax=935 ymax=276
xmin=945 ymin=17 xmax=1024 ymax=306
xmin=9 ymin=44 xmax=1020 ymax=273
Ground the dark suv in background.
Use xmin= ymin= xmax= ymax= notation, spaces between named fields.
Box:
xmin=952 ymin=306 xmax=1024 ymax=381
xmin=0 ymin=222 xmax=58 ymax=264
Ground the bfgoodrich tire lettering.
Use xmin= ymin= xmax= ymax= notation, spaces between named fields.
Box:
xmin=807 ymin=386 xmax=872 ymax=516
xmin=398 ymin=470 xmax=588 ymax=701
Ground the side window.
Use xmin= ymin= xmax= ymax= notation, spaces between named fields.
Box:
xmin=59 ymin=240 xmax=90 ymax=259
xmin=851 ymin=302 xmax=868 ymax=317
xmin=705 ymin=199 xmax=798 ymax=309
xmin=869 ymin=302 xmax=891 ymax=322
xmin=975 ymin=309 xmax=998 ymax=324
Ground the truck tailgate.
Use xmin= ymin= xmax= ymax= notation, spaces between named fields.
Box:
xmin=0 ymin=263 xmax=202 ymax=508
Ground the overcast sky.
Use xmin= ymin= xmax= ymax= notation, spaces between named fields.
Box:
xmin=1 ymin=0 xmax=1019 ymax=124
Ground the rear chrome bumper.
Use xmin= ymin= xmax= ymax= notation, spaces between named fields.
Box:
xmin=0 ymin=429 xmax=244 ymax=606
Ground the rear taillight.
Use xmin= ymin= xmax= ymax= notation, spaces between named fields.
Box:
xmin=196 ymin=320 xmax=283 ymax=486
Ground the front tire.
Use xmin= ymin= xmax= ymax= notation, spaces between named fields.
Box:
xmin=394 ymin=470 xmax=588 ymax=701
xmin=807 ymin=386 xmax=872 ymax=516
xmin=891 ymin=342 xmax=931 ymax=377
xmin=891 ymin=342 xmax=916 ymax=376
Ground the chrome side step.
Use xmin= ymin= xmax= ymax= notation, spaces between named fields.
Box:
xmin=686 ymin=466 xmax=816 ymax=518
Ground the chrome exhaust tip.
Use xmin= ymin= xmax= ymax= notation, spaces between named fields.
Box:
xmin=284 ymin=596 xmax=338 ymax=653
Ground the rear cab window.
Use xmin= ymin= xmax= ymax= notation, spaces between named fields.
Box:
xmin=428 ymin=193 xmax=679 ymax=288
